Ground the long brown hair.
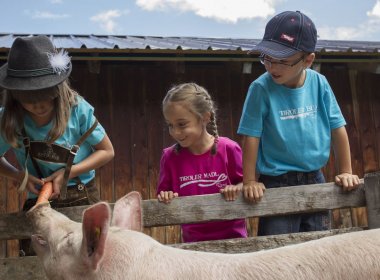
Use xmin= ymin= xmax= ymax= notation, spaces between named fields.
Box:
xmin=163 ymin=82 xmax=219 ymax=155
xmin=0 ymin=80 xmax=78 ymax=148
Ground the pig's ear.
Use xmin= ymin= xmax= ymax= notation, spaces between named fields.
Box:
xmin=81 ymin=202 xmax=111 ymax=271
xmin=112 ymin=191 xmax=143 ymax=232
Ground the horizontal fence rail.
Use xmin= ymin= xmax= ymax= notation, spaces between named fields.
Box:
xmin=0 ymin=180 xmax=366 ymax=240
xmin=1 ymin=172 xmax=380 ymax=280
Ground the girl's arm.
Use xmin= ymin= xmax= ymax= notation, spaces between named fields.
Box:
xmin=220 ymin=140 xmax=244 ymax=201
xmin=220 ymin=182 xmax=243 ymax=201
xmin=242 ymin=136 xmax=265 ymax=202
xmin=0 ymin=156 xmax=43 ymax=194
xmin=68 ymin=134 xmax=114 ymax=179
xmin=45 ymin=134 xmax=114 ymax=198
xmin=156 ymin=149 xmax=178 ymax=203
xmin=331 ymin=126 xmax=360 ymax=191
xmin=157 ymin=191 xmax=178 ymax=203
xmin=0 ymin=156 xmax=23 ymax=181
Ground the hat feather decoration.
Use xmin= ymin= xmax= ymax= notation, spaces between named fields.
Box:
xmin=47 ymin=49 xmax=71 ymax=75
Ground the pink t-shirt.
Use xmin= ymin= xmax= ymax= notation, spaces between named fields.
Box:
xmin=157 ymin=137 xmax=247 ymax=242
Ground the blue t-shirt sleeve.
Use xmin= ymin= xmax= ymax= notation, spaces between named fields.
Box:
xmin=76 ymin=97 xmax=106 ymax=146
xmin=237 ymin=81 xmax=267 ymax=137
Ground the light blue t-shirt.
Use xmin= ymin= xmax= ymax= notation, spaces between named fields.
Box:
xmin=0 ymin=96 xmax=105 ymax=198
xmin=238 ymin=69 xmax=346 ymax=176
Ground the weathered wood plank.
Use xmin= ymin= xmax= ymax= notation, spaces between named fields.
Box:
xmin=112 ymin=66 xmax=133 ymax=201
xmin=0 ymin=256 xmax=47 ymax=280
xmin=142 ymin=180 xmax=366 ymax=227
xmin=0 ymin=176 xmax=7 ymax=257
xmin=0 ymin=206 xmax=87 ymax=240
xmin=0 ymin=227 xmax=363 ymax=280
xmin=171 ymin=227 xmax=363 ymax=253
xmin=364 ymin=171 xmax=380 ymax=229
xmin=145 ymin=65 xmax=168 ymax=243
xmin=0 ymin=180 xmax=365 ymax=240
xmin=357 ymin=71 xmax=379 ymax=174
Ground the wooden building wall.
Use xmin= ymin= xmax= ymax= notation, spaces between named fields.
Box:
xmin=1 ymin=59 xmax=379 ymax=257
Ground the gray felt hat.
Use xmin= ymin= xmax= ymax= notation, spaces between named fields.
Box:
xmin=0 ymin=35 xmax=72 ymax=91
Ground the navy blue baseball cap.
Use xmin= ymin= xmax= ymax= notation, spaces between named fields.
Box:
xmin=251 ymin=11 xmax=317 ymax=59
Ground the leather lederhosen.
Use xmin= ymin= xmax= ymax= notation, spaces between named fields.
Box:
xmin=21 ymin=119 xmax=100 ymax=207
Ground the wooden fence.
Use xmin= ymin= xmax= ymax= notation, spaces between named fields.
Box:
xmin=1 ymin=171 xmax=379 ymax=279
xmin=1 ymin=61 xmax=380 ymax=255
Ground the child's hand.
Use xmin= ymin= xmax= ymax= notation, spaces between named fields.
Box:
xmin=220 ymin=184 xmax=242 ymax=201
xmin=26 ymin=174 xmax=44 ymax=195
xmin=25 ymin=182 xmax=40 ymax=195
xmin=17 ymin=171 xmax=43 ymax=195
xmin=43 ymin=168 xmax=65 ymax=200
xmin=157 ymin=191 xmax=178 ymax=204
xmin=335 ymin=173 xmax=360 ymax=191
xmin=243 ymin=181 xmax=265 ymax=202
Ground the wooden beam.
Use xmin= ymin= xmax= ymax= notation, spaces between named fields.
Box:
xmin=142 ymin=180 xmax=365 ymax=226
xmin=0 ymin=180 xmax=365 ymax=240
xmin=171 ymin=227 xmax=362 ymax=253
xmin=364 ymin=172 xmax=380 ymax=229
xmin=0 ymin=256 xmax=47 ymax=280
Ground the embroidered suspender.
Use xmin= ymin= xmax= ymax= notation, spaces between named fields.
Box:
xmin=22 ymin=134 xmax=43 ymax=178
xmin=60 ymin=119 xmax=98 ymax=199
xmin=21 ymin=119 xmax=99 ymax=200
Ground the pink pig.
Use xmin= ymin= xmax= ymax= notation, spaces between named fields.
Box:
xmin=27 ymin=192 xmax=380 ymax=280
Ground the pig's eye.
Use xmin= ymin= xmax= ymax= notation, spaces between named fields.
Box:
xmin=62 ymin=232 xmax=73 ymax=240
xmin=61 ymin=232 xmax=75 ymax=248
xmin=62 ymin=232 xmax=74 ymax=245
xmin=35 ymin=235 xmax=47 ymax=246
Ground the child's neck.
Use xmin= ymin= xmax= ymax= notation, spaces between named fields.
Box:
xmin=188 ymin=133 xmax=214 ymax=155
xmin=284 ymin=69 xmax=306 ymax=89
xmin=29 ymin=112 xmax=53 ymax=127
xmin=296 ymin=69 xmax=307 ymax=88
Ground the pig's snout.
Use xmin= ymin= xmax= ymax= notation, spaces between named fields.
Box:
xmin=27 ymin=201 xmax=51 ymax=215
xmin=26 ymin=201 xmax=51 ymax=216
xmin=26 ymin=202 xmax=52 ymax=227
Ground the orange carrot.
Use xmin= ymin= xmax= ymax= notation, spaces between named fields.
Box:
xmin=36 ymin=182 xmax=53 ymax=205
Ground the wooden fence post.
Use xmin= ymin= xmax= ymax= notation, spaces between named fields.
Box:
xmin=364 ymin=171 xmax=380 ymax=229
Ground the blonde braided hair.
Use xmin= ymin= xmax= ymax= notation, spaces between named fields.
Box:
xmin=163 ymin=82 xmax=219 ymax=155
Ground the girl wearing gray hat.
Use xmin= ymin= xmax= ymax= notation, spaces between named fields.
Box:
xmin=0 ymin=35 xmax=114 ymax=253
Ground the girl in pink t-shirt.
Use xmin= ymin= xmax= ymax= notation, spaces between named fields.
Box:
xmin=157 ymin=82 xmax=247 ymax=242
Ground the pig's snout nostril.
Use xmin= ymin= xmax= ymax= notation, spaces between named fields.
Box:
xmin=26 ymin=202 xmax=51 ymax=218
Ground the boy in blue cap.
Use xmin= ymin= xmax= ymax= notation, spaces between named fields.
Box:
xmin=238 ymin=11 xmax=360 ymax=235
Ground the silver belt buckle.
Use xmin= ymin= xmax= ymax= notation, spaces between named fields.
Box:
xmin=77 ymin=183 xmax=85 ymax=191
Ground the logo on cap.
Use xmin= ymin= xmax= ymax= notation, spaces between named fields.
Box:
xmin=280 ymin=33 xmax=295 ymax=43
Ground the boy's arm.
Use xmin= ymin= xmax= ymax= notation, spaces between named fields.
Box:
xmin=242 ymin=136 xmax=265 ymax=202
xmin=331 ymin=126 xmax=360 ymax=191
